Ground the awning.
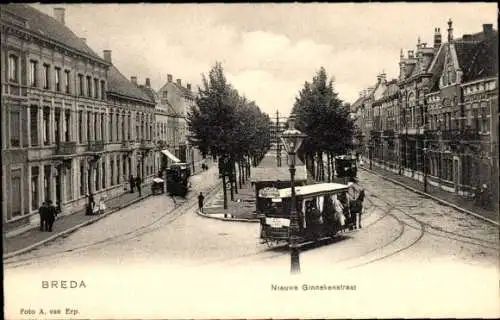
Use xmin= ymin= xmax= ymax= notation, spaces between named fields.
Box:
xmin=161 ymin=149 xmax=181 ymax=163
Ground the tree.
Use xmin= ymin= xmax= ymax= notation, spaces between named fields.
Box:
xmin=292 ymin=67 xmax=354 ymax=181
xmin=187 ymin=62 xmax=271 ymax=208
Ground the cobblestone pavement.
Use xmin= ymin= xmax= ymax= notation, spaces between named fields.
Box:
xmin=4 ymin=164 xmax=498 ymax=318
xmin=366 ymin=162 xmax=498 ymax=223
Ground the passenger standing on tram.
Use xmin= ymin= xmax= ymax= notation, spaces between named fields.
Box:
xmin=347 ymin=177 xmax=365 ymax=229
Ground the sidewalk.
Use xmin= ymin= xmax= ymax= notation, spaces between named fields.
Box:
xmin=200 ymin=180 xmax=259 ymax=222
xmin=3 ymin=185 xmax=153 ymax=257
xmin=363 ymin=164 xmax=499 ymax=224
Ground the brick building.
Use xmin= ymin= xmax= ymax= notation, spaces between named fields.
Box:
xmin=354 ymin=19 xmax=498 ymax=209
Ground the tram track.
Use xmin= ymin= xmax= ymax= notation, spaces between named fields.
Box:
xmin=4 ymin=181 xmax=222 ymax=269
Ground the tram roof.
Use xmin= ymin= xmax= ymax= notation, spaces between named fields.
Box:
xmin=279 ymin=183 xmax=348 ymax=198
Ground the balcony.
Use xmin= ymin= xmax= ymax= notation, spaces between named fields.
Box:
xmin=140 ymin=139 xmax=154 ymax=150
xmin=86 ymin=140 xmax=105 ymax=153
xmin=382 ymin=129 xmax=394 ymax=138
xmin=121 ymin=140 xmax=132 ymax=150
xmin=441 ymin=129 xmax=480 ymax=142
xmin=55 ymin=141 xmax=77 ymax=156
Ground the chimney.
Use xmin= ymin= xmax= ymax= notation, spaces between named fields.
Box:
xmin=53 ymin=8 xmax=65 ymax=25
xmin=434 ymin=27 xmax=442 ymax=49
xmin=176 ymin=79 xmax=182 ymax=86
xmin=80 ymin=37 xmax=86 ymax=43
xmin=380 ymin=73 xmax=387 ymax=83
xmin=167 ymin=74 xmax=173 ymax=83
xmin=103 ymin=50 xmax=112 ymax=63
xmin=131 ymin=76 xmax=137 ymax=85
xmin=187 ymin=83 xmax=191 ymax=91
xmin=483 ymin=23 xmax=493 ymax=34
xmin=145 ymin=78 xmax=151 ymax=88
xmin=463 ymin=34 xmax=472 ymax=41
xmin=400 ymin=48 xmax=404 ymax=60
xmin=408 ymin=50 xmax=414 ymax=58
xmin=447 ymin=18 xmax=453 ymax=42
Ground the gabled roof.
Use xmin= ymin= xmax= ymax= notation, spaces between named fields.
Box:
xmin=108 ymin=66 xmax=155 ymax=105
xmin=350 ymin=95 xmax=365 ymax=112
xmin=427 ymin=44 xmax=446 ymax=93
xmin=1 ymin=4 xmax=107 ymax=64
xmin=454 ymin=41 xmax=478 ymax=76
xmin=462 ymin=31 xmax=498 ymax=82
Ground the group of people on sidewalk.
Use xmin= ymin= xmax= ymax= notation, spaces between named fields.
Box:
xmin=38 ymin=200 xmax=59 ymax=232
xmin=128 ymin=175 xmax=143 ymax=196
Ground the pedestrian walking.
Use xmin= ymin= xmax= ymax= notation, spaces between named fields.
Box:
xmin=129 ymin=175 xmax=135 ymax=193
xmin=136 ymin=176 xmax=142 ymax=196
xmin=46 ymin=200 xmax=57 ymax=232
xmin=198 ymin=192 xmax=205 ymax=212
xmin=39 ymin=201 xmax=49 ymax=231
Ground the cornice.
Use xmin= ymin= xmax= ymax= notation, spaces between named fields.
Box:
xmin=1 ymin=21 xmax=110 ymax=69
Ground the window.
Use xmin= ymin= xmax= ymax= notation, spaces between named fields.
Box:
xmin=481 ymin=103 xmax=489 ymax=133
xmin=64 ymin=70 xmax=71 ymax=93
xmin=55 ymin=67 xmax=61 ymax=92
xmin=87 ymin=111 xmax=91 ymax=142
xmin=30 ymin=106 xmax=39 ymax=146
xmin=54 ymin=108 xmax=61 ymax=144
xmin=80 ymin=162 xmax=85 ymax=196
xmin=29 ymin=60 xmax=38 ymax=87
xmin=100 ymin=113 xmax=105 ymax=142
xmin=109 ymin=113 xmax=113 ymax=142
xmin=43 ymin=108 xmax=50 ymax=145
xmin=95 ymin=163 xmax=100 ymax=191
xmin=8 ymin=54 xmax=19 ymax=82
xmin=94 ymin=78 xmax=99 ymax=99
xmin=78 ymin=111 xmax=83 ymax=143
xmin=44 ymin=165 xmax=51 ymax=202
xmin=78 ymin=74 xmax=84 ymax=96
xmin=64 ymin=110 xmax=70 ymax=142
xmin=43 ymin=64 xmax=50 ymax=89
xmin=110 ymin=158 xmax=114 ymax=186
xmin=31 ymin=166 xmax=40 ymax=211
xmin=86 ymin=76 xmax=92 ymax=97
xmin=10 ymin=111 xmax=20 ymax=147
xmin=65 ymin=162 xmax=72 ymax=201
xmin=10 ymin=169 xmax=22 ymax=218
xmin=100 ymin=80 xmax=106 ymax=100
xmin=102 ymin=162 xmax=106 ymax=189
xmin=117 ymin=158 xmax=121 ymax=184
xmin=121 ymin=115 xmax=125 ymax=140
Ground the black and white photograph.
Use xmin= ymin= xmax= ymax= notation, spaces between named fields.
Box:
xmin=2 ymin=2 xmax=499 ymax=319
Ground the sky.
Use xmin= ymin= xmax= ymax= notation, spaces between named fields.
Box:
xmin=32 ymin=3 xmax=497 ymax=117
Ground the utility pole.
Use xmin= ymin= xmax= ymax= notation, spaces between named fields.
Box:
xmin=276 ymin=110 xmax=281 ymax=167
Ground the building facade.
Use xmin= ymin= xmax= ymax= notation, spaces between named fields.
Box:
xmin=157 ymin=74 xmax=202 ymax=173
xmin=1 ymin=5 xmax=111 ymax=232
xmin=354 ymin=20 xmax=498 ymax=209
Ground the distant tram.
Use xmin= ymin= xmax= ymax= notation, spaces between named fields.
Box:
xmin=166 ymin=163 xmax=191 ymax=197
xmin=259 ymin=183 xmax=356 ymax=247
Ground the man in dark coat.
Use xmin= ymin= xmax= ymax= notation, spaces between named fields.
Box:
xmin=198 ymin=192 xmax=205 ymax=212
xmin=136 ymin=175 xmax=142 ymax=197
xmin=39 ymin=201 xmax=48 ymax=231
xmin=46 ymin=200 xmax=57 ymax=232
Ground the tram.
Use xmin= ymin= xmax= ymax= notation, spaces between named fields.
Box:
xmin=334 ymin=155 xmax=357 ymax=183
xmin=259 ymin=182 xmax=356 ymax=246
xmin=165 ymin=162 xmax=191 ymax=197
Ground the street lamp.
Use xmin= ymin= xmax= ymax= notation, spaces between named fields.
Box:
xmin=423 ymin=147 xmax=429 ymax=193
xmin=280 ymin=114 xmax=306 ymax=274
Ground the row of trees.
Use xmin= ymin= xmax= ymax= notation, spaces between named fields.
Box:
xmin=291 ymin=67 xmax=355 ymax=182
xmin=187 ymin=62 xmax=271 ymax=209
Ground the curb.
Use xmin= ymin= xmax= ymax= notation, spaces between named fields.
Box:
xmin=195 ymin=209 xmax=260 ymax=223
xmin=3 ymin=193 xmax=152 ymax=260
xmin=361 ymin=167 xmax=499 ymax=226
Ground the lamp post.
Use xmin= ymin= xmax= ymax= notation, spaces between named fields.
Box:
xmin=423 ymin=147 xmax=429 ymax=193
xmin=280 ymin=114 xmax=306 ymax=274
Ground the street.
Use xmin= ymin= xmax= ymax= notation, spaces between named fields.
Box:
xmin=5 ymin=166 xmax=499 ymax=318
xmin=5 ymin=167 xmax=498 ymax=271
